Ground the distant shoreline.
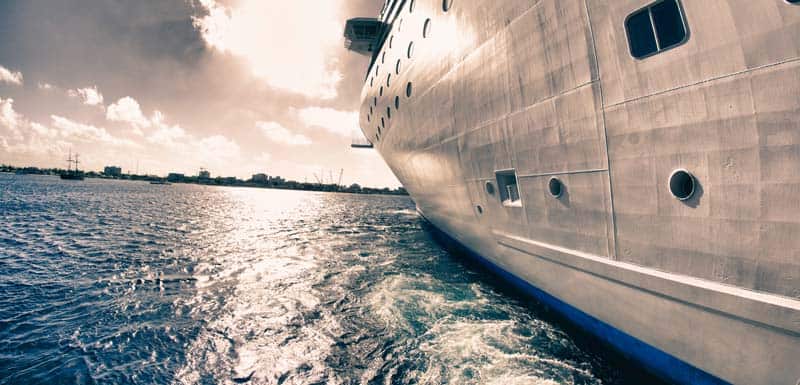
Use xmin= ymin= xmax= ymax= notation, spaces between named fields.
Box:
xmin=0 ymin=166 xmax=409 ymax=196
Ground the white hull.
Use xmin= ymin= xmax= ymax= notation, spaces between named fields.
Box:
xmin=353 ymin=1 xmax=800 ymax=383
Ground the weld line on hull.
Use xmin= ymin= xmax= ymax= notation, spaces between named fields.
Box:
xmin=421 ymin=218 xmax=730 ymax=385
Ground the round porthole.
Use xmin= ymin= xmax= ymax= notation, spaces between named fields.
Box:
xmin=476 ymin=205 xmax=483 ymax=215
xmin=548 ymin=177 xmax=563 ymax=198
xmin=373 ymin=97 xmax=377 ymax=106
xmin=369 ymin=106 xmax=373 ymax=114
xmin=377 ymin=126 xmax=381 ymax=135
xmin=407 ymin=41 xmax=414 ymax=58
xmin=370 ymin=77 xmax=373 ymax=87
xmin=386 ymin=106 xmax=391 ymax=119
xmin=406 ymin=82 xmax=413 ymax=97
xmin=381 ymin=117 xmax=385 ymax=128
xmin=375 ymin=65 xmax=380 ymax=76
xmin=396 ymin=59 xmax=401 ymax=74
xmin=381 ymin=51 xmax=386 ymax=64
xmin=423 ymin=19 xmax=431 ymax=38
xmin=367 ymin=114 xmax=371 ymax=122
xmin=409 ymin=0 xmax=415 ymax=12
xmin=395 ymin=96 xmax=400 ymax=109
xmin=389 ymin=35 xmax=394 ymax=48
xmin=379 ymin=86 xmax=383 ymax=96
xmin=669 ymin=169 xmax=696 ymax=201
xmin=485 ymin=181 xmax=495 ymax=195
xmin=443 ymin=0 xmax=453 ymax=11
xmin=386 ymin=74 xmax=391 ymax=87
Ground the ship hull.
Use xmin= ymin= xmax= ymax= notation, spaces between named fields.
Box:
xmin=356 ymin=0 xmax=800 ymax=383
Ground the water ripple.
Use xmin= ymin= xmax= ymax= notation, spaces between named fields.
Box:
xmin=0 ymin=175 xmax=662 ymax=385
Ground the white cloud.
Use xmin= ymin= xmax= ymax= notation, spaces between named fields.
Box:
xmin=106 ymin=96 xmax=150 ymax=132
xmin=51 ymin=115 xmax=117 ymax=144
xmin=256 ymin=121 xmax=312 ymax=146
xmin=0 ymin=98 xmax=21 ymax=130
xmin=0 ymin=65 xmax=23 ymax=85
xmin=68 ymin=86 xmax=104 ymax=106
xmin=295 ymin=107 xmax=358 ymax=137
xmin=193 ymin=0 xmax=343 ymax=99
xmin=38 ymin=82 xmax=55 ymax=90
xmin=148 ymin=124 xmax=187 ymax=145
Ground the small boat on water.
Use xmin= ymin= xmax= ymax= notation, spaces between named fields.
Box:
xmin=60 ymin=151 xmax=84 ymax=181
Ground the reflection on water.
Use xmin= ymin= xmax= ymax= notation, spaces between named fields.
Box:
xmin=0 ymin=175 xmax=661 ymax=384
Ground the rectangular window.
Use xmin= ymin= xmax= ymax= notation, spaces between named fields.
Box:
xmin=625 ymin=0 xmax=687 ymax=59
xmin=496 ymin=170 xmax=522 ymax=207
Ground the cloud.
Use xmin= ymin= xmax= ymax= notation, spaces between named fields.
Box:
xmin=295 ymin=107 xmax=358 ymax=137
xmin=256 ymin=121 xmax=312 ymax=146
xmin=0 ymin=65 xmax=23 ymax=85
xmin=148 ymin=123 xmax=187 ymax=145
xmin=106 ymin=96 xmax=150 ymax=132
xmin=51 ymin=115 xmax=121 ymax=144
xmin=38 ymin=82 xmax=55 ymax=90
xmin=193 ymin=0 xmax=344 ymax=99
xmin=0 ymin=98 xmax=133 ymax=165
xmin=68 ymin=86 xmax=105 ymax=106
xmin=0 ymin=98 xmax=23 ymax=140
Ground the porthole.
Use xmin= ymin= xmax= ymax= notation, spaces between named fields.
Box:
xmin=386 ymin=74 xmax=391 ymax=87
xmin=367 ymin=114 xmax=371 ymax=122
xmin=375 ymin=65 xmax=380 ymax=76
xmin=379 ymin=86 xmax=383 ymax=96
xmin=381 ymin=51 xmax=386 ymax=64
xmin=669 ymin=169 xmax=696 ymax=201
xmin=389 ymin=36 xmax=394 ymax=48
xmin=369 ymin=106 xmax=373 ymax=114
xmin=443 ymin=0 xmax=453 ymax=11
xmin=370 ymin=77 xmax=374 ymax=87
xmin=406 ymin=82 xmax=413 ymax=97
xmin=409 ymin=0 xmax=415 ymax=12
xmin=423 ymin=19 xmax=432 ymax=38
xmin=381 ymin=117 xmax=385 ymax=128
xmin=373 ymin=97 xmax=377 ymax=106
xmin=386 ymin=106 xmax=391 ymax=119
xmin=548 ymin=178 xmax=563 ymax=198
xmin=378 ymin=126 xmax=382 ymax=135
xmin=396 ymin=59 xmax=402 ymax=74
xmin=476 ymin=205 xmax=483 ymax=215
xmin=485 ymin=181 xmax=495 ymax=195
xmin=407 ymin=42 xmax=414 ymax=58
xmin=395 ymin=96 xmax=400 ymax=109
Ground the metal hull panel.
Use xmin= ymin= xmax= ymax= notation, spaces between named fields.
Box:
xmin=356 ymin=0 xmax=800 ymax=383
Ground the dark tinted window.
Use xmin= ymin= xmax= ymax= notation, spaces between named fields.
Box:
xmin=626 ymin=10 xmax=657 ymax=58
xmin=651 ymin=0 xmax=685 ymax=48
xmin=625 ymin=0 xmax=687 ymax=59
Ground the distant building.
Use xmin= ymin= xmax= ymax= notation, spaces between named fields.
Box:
xmin=167 ymin=173 xmax=185 ymax=182
xmin=198 ymin=169 xmax=211 ymax=179
xmin=223 ymin=177 xmax=237 ymax=185
xmin=103 ymin=166 xmax=122 ymax=177
xmin=251 ymin=173 xmax=268 ymax=184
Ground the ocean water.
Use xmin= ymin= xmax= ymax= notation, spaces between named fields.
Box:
xmin=0 ymin=175 xmax=664 ymax=385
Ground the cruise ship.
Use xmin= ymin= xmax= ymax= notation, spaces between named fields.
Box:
xmin=344 ymin=0 xmax=800 ymax=384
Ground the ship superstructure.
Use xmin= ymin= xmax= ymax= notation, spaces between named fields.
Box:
xmin=346 ymin=0 xmax=800 ymax=384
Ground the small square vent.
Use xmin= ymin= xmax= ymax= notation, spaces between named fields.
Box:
xmin=495 ymin=169 xmax=522 ymax=207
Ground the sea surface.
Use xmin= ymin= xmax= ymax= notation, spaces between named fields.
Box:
xmin=0 ymin=175 xmax=664 ymax=385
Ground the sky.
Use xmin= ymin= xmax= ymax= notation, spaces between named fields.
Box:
xmin=0 ymin=0 xmax=400 ymax=188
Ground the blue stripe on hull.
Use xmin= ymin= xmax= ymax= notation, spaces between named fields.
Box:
xmin=424 ymin=222 xmax=730 ymax=385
